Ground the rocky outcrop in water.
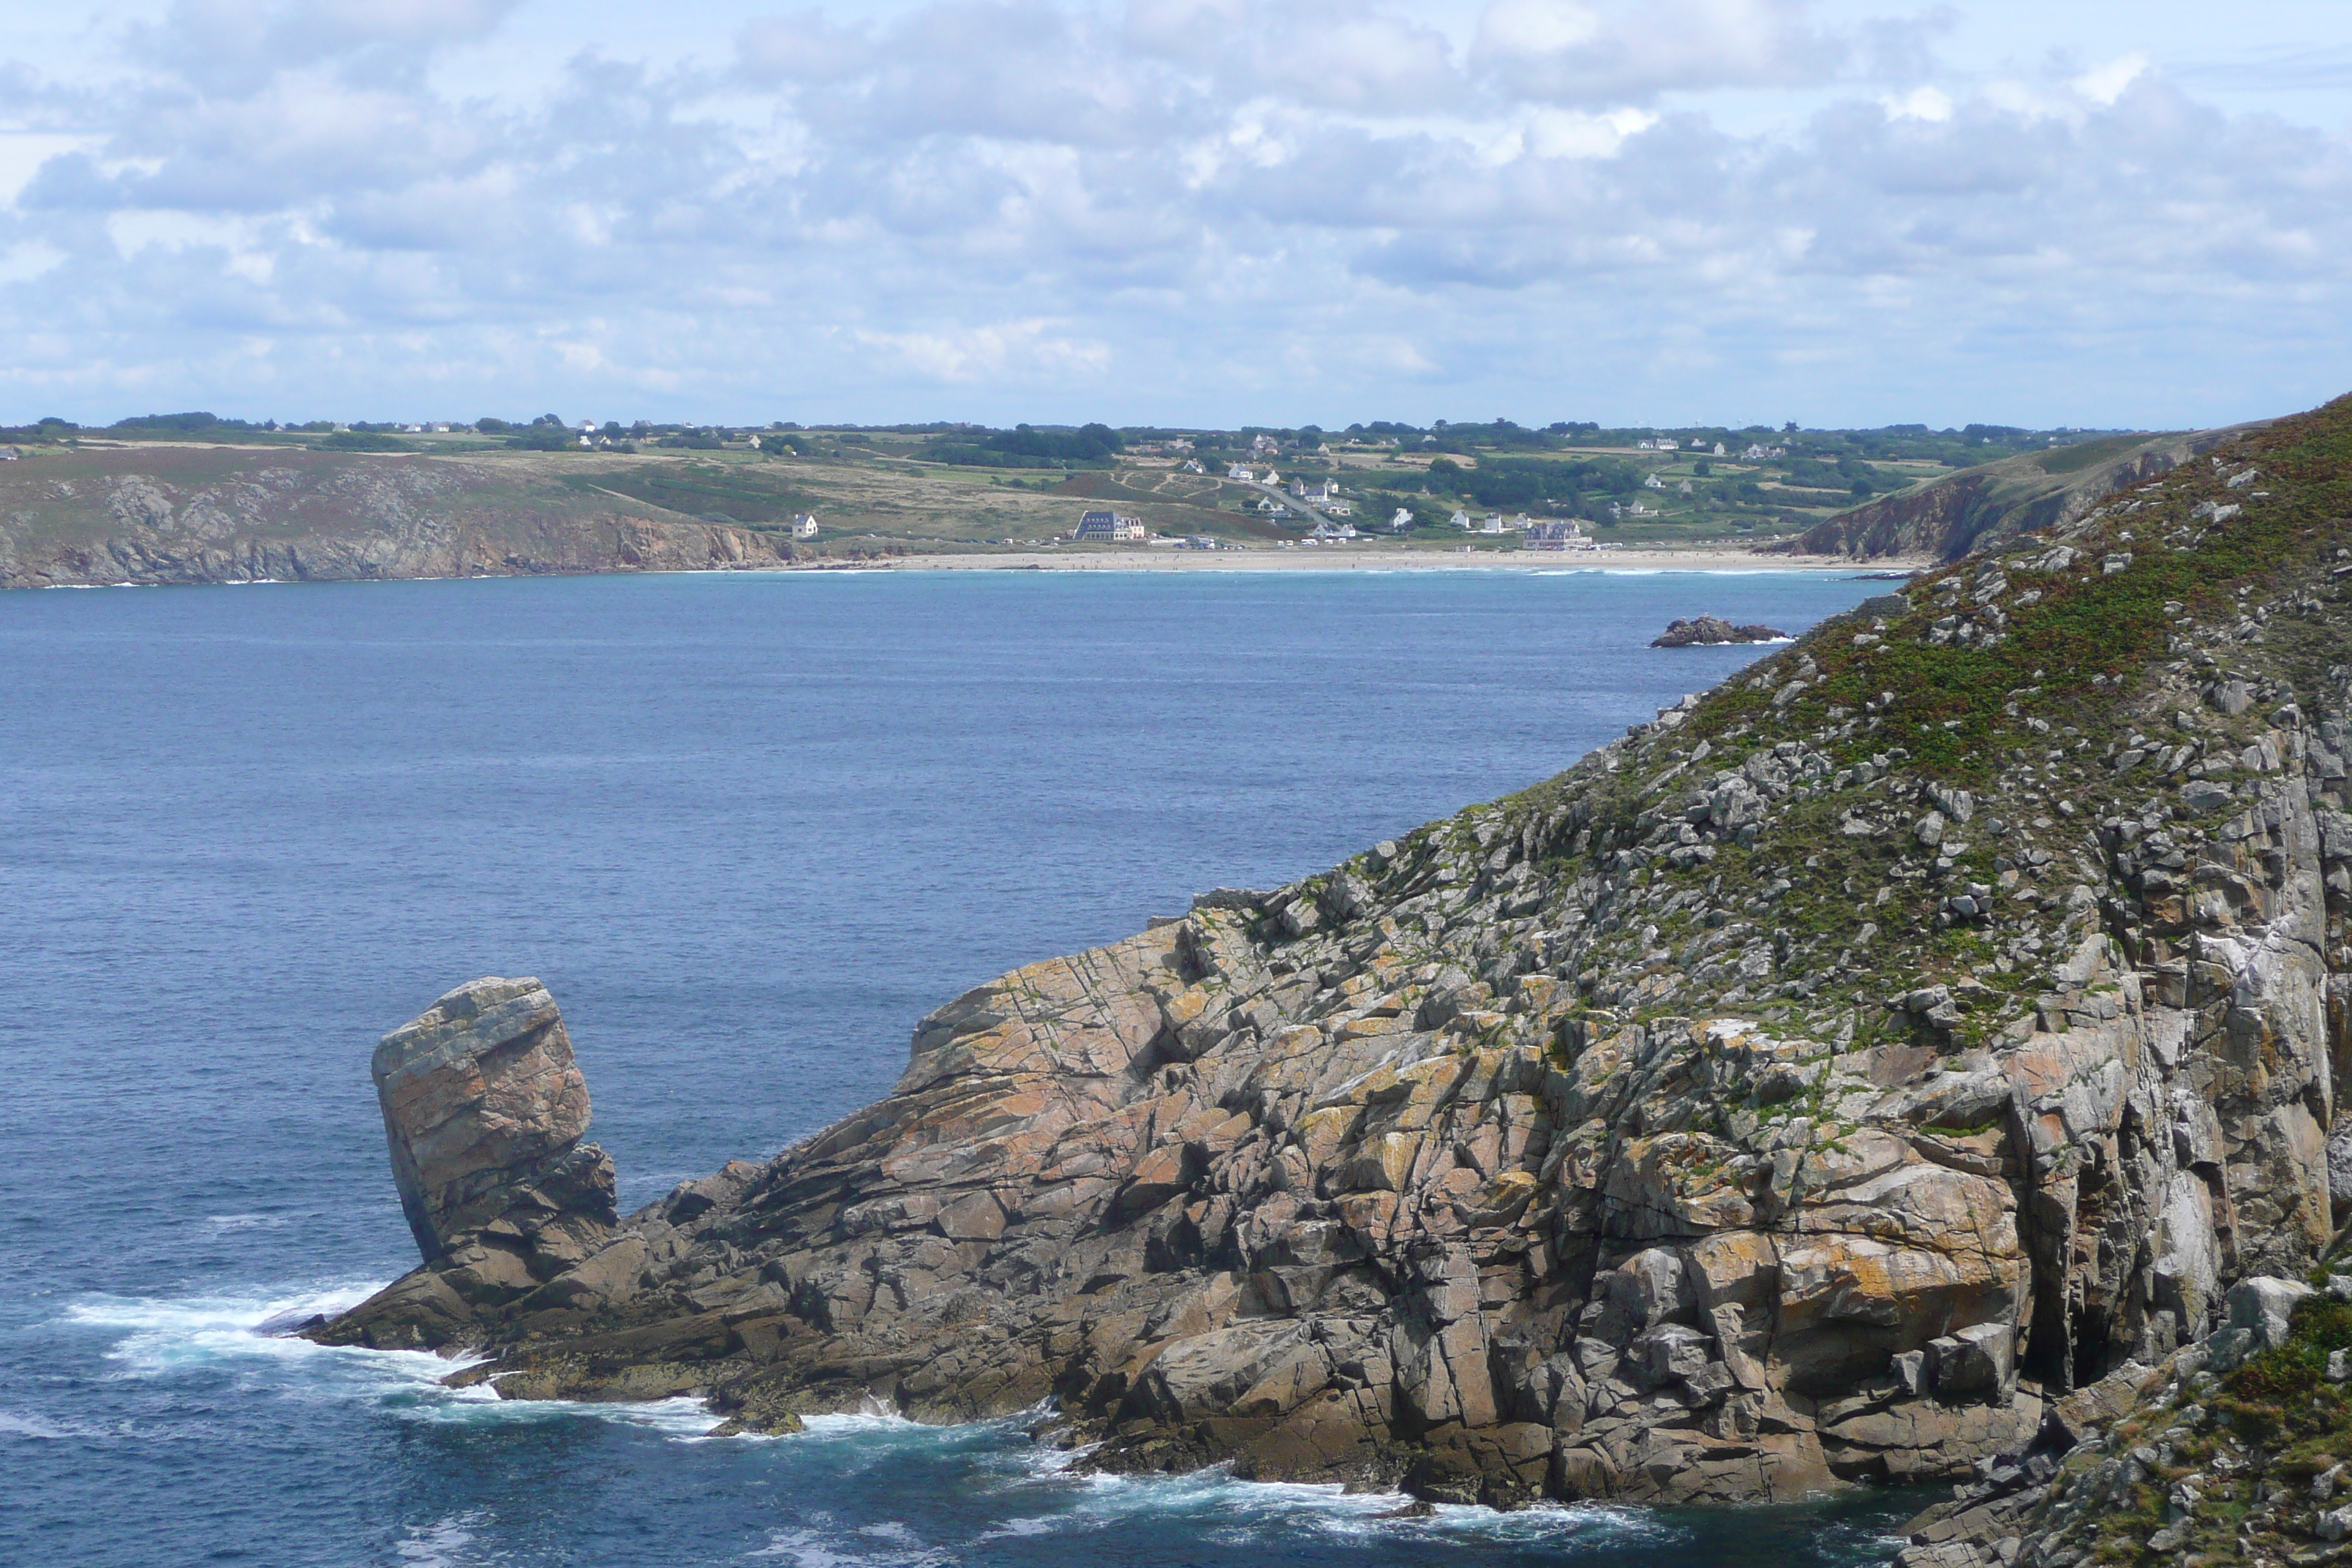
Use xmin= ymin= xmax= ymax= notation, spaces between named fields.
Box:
xmin=312 ymin=397 xmax=2352 ymax=1542
xmin=1651 ymin=617 xmax=1789 ymax=647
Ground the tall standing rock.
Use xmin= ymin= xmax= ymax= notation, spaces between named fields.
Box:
xmin=312 ymin=978 xmax=620 ymax=1348
xmin=373 ymin=976 xmax=615 ymax=1262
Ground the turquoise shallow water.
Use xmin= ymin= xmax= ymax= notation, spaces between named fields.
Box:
xmin=0 ymin=566 xmax=1918 ymax=1566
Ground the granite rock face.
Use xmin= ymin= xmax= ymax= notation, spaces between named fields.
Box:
xmin=314 ymin=399 xmax=2352 ymax=1526
xmin=314 ymin=979 xmax=617 ymax=1348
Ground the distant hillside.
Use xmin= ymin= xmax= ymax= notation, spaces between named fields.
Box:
xmin=0 ymin=445 xmax=794 ymax=589
xmin=1771 ymin=423 xmax=2263 ymax=561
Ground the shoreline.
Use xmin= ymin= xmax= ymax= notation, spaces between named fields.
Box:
xmin=16 ymin=546 xmax=1927 ymax=592
xmin=786 ymin=546 xmax=1918 ymax=575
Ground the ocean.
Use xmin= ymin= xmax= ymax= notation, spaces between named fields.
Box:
xmin=0 ymin=565 xmax=1917 ymax=1567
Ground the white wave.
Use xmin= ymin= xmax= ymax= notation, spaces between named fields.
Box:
xmin=747 ymin=1518 xmax=953 ymax=1566
xmin=53 ymin=1284 xmax=731 ymax=1437
xmin=205 ymin=1213 xmax=291 ymax=1232
xmin=0 ymin=1409 xmax=112 ymax=1441
xmin=393 ymin=1512 xmax=489 ymax=1567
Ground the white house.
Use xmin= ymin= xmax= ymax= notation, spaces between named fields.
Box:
xmin=1712 ymin=442 xmax=1727 ymax=456
xmin=1322 ymin=500 xmax=1352 ymax=516
xmin=1480 ymin=513 xmax=1505 ymax=533
xmin=1309 ymin=519 xmax=1357 ymax=540
xmin=792 ymin=513 xmax=820 ymax=539
xmin=1228 ymin=464 xmax=1255 ymax=481
xmin=1449 ymin=510 xmax=1471 ymax=529
xmin=1643 ymin=472 xmax=1666 ymax=490
xmin=1393 ymin=507 xmax=1417 ymax=529
xmin=1251 ymin=434 xmax=1280 ymax=454
xmin=1677 ymin=479 xmax=1693 ymax=495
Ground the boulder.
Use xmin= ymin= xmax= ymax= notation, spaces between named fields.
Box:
xmin=1925 ymin=1322 xmax=2015 ymax=1404
xmin=2229 ymin=1275 xmax=2314 ymax=1353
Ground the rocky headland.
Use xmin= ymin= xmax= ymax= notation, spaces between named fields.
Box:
xmin=0 ymin=445 xmax=791 ymax=589
xmin=312 ymin=396 xmax=2352 ymax=1561
xmin=1775 ymin=423 xmax=2265 ymax=565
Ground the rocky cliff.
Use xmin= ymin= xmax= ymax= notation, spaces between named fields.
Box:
xmin=0 ymin=445 xmax=789 ymax=588
xmin=313 ymin=394 xmax=2352 ymax=1548
xmin=1777 ymin=425 xmax=2264 ymax=563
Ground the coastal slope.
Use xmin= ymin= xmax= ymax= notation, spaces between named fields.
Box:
xmin=315 ymin=395 xmax=2352 ymax=1542
xmin=1777 ymin=424 xmax=2264 ymax=562
xmin=0 ymin=445 xmax=788 ymax=588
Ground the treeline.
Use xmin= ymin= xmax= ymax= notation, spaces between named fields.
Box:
xmin=917 ymin=422 xmax=1123 ymax=469
xmin=1423 ymin=454 xmax=1646 ymax=511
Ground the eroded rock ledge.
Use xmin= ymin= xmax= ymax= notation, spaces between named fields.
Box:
xmin=313 ymin=397 xmax=2352 ymax=1540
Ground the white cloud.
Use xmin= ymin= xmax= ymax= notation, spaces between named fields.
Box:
xmin=2073 ymin=51 xmax=2149 ymax=106
xmin=855 ymin=318 xmax=1112 ymax=382
xmin=1882 ymin=85 xmax=1953 ymax=122
xmin=0 ymin=1 xmax=2342 ymax=429
xmin=0 ymin=133 xmax=99 ymax=206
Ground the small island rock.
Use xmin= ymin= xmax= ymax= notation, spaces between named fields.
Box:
xmin=1650 ymin=615 xmax=1788 ymax=647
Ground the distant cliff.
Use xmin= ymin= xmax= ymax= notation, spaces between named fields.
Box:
xmin=1774 ymin=425 xmax=2264 ymax=562
xmin=0 ymin=445 xmax=791 ymax=588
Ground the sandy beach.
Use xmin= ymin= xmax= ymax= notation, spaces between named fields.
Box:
xmin=790 ymin=545 xmax=1924 ymax=574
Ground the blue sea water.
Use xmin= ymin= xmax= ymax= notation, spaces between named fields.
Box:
xmin=0 ymin=566 xmax=1917 ymax=1567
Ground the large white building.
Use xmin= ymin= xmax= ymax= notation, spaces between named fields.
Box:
xmin=1075 ymin=510 xmax=1147 ymax=542
xmin=1524 ymin=519 xmax=1589 ymax=550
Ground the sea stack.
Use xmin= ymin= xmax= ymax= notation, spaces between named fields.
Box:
xmin=373 ymin=976 xmax=617 ymax=1264
xmin=309 ymin=978 xmax=621 ymax=1349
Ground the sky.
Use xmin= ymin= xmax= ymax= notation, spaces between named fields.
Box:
xmin=1 ymin=0 xmax=2348 ymax=431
